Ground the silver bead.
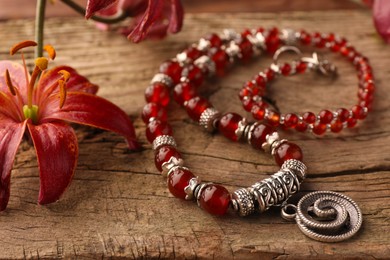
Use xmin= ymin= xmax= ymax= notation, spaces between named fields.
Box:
xmin=225 ymin=41 xmax=241 ymax=59
xmin=234 ymin=117 xmax=249 ymax=140
xmin=199 ymin=108 xmax=221 ymax=132
xmin=152 ymin=135 xmax=177 ymax=151
xmin=281 ymin=159 xmax=307 ymax=181
xmin=161 ymin=156 xmax=184 ymax=177
xmin=150 ymin=73 xmax=174 ymax=88
xmin=197 ymin=38 xmax=211 ymax=51
xmin=176 ymin=52 xmax=190 ymax=65
xmin=184 ymin=176 xmax=201 ymax=200
xmin=247 ymin=33 xmax=266 ymax=50
xmin=281 ymin=29 xmax=297 ymax=45
xmin=194 ymin=182 xmax=212 ymax=207
xmin=231 ymin=188 xmax=256 ymax=216
xmin=246 ymin=122 xmax=260 ymax=145
xmin=222 ymin=29 xmax=240 ymax=41
xmin=261 ymin=131 xmax=281 ymax=153
xmin=194 ymin=55 xmax=216 ymax=76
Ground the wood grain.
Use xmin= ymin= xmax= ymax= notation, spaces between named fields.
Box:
xmin=0 ymin=11 xmax=389 ymax=259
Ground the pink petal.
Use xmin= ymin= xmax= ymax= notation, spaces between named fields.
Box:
xmin=85 ymin=0 xmax=118 ymax=19
xmin=373 ymin=0 xmax=390 ymax=43
xmin=0 ymin=91 xmax=23 ymax=122
xmin=27 ymin=121 xmax=78 ymax=205
xmin=0 ymin=117 xmax=26 ymax=211
xmin=40 ymin=92 xmax=140 ymax=150
xmin=0 ymin=61 xmax=29 ymax=103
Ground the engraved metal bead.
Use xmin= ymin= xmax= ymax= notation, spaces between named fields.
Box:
xmin=281 ymin=159 xmax=307 ymax=181
xmin=150 ymin=73 xmax=174 ymax=88
xmin=261 ymin=131 xmax=280 ymax=153
xmin=231 ymin=188 xmax=256 ymax=216
xmin=194 ymin=182 xmax=212 ymax=207
xmin=197 ymin=38 xmax=211 ymax=51
xmin=194 ymin=55 xmax=216 ymax=76
xmin=222 ymin=29 xmax=240 ymax=41
xmin=234 ymin=117 xmax=249 ymax=140
xmin=152 ymin=135 xmax=177 ymax=151
xmin=199 ymin=108 xmax=221 ymax=132
xmin=225 ymin=41 xmax=241 ymax=59
xmin=281 ymin=29 xmax=297 ymax=45
xmin=184 ymin=176 xmax=201 ymax=200
xmin=161 ymin=156 xmax=184 ymax=177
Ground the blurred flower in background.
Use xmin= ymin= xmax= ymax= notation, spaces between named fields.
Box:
xmin=361 ymin=0 xmax=390 ymax=43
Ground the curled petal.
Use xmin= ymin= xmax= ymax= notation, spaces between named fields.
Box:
xmin=86 ymin=0 xmax=118 ymax=19
xmin=27 ymin=122 xmax=78 ymax=205
xmin=373 ymin=0 xmax=390 ymax=43
xmin=167 ymin=0 xmax=184 ymax=33
xmin=41 ymin=92 xmax=140 ymax=150
xmin=0 ymin=117 xmax=26 ymax=211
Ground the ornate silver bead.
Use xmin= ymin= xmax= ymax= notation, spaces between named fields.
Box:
xmin=225 ymin=41 xmax=241 ymax=60
xmin=150 ymin=73 xmax=174 ymax=88
xmin=234 ymin=117 xmax=249 ymax=140
xmin=194 ymin=55 xmax=216 ymax=76
xmin=281 ymin=159 xmax=307 ymax=181
xmin=247 ymin=33 xmax=266 ymax=50
xmin=199 ymin=108 xmax=221 ymax=132
xmin=197 ymin=38 xmax=211 ymax=51
xmin=176 ymin=52 xmax=190 ymax=65
xmin=281 ymin=29 xmax=297 ymax=45
xmin=194 ymin=182 xmax=212 ymax=207
xmin=261 ymin=132 xmax=286 ymax=154
xmin=152 ymin=135 xmax=177 ymax=151
xmin=222 ymin=29 xmax=240 ymax=41
xmin=161 ymin=156 xmax=184 ymax=177
xmin=184 ymin=176 xmax=201 ymax=200
xmin=231 ymin=188 xmax=256 ymax=216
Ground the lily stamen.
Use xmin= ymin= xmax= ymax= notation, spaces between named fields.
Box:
xmin=27 ymin=57 xmax=48 ymax=108
xmin=10 ymin=40 xmax=38 ymax=56
xmin=5 ymin=69 xmax=16 ymax=96
xmin=43 ymin=45 xmax=56 ymax=60
xmin=59 ymin=80 xmax=67 ymax=109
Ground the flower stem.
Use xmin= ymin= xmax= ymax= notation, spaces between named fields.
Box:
xmin=60 ymin=0 xmax=128 ymax=24
xmin=35 ymin=0 xmax=47 ymax=58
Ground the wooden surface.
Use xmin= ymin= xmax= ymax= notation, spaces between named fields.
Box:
xmin=0 ymin=10 xmax=390 ymax=259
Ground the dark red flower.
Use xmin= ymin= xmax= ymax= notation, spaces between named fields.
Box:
xmin=0 ymin=41 xmax=139 ymax=211
xmin=86 ymin=0 xmax=184 ymax=43
xmin=372 ymin=0 xmax=390 ymax=43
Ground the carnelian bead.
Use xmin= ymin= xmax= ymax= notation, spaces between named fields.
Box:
xmin=295 ymin=61 xmax=307 ymax=73
xmin=265 ymin=68 xmax=275 ymax=81
xmin=249 ymin=123 xmax=274 ymax=150
xmin=347 ymin=118 xmax=357 ymax=128
xmin=167 ymin=167 xmax=195 ymax=199
xmin=218 ymin=113 xmax=243 ymax=141
xmin=254 ymin=74 xmax=266 ymax=88
xmin=265 ymin=27 xmax=280 ymax=54
xmin=336 ymin=108 xmax=350 ymax=122
xmin=185 ymin=46 xmax=203 ymax=60
xmin=242 ymin=98 xmax=255 ymax=112
xmin=351 ymin=105 xmax=366 ymax=120
xmin=281 ymin=63 xmax=291 ymax=76
xmin=210 ymin=49 xmax=229 ymax=76
xmin=313 ymin=32 xmax=326 ymax=48
xmin=295 ymin=122 xmax=308 ymax=132
xmin=303 ymin=112 xmax=316 ymax=124
xmin=145 ymin=83 xmax=170 ymax=107
xmin=199 ymin=184 xmax=231 ymax=216
xmin=312 ymin=123 xmax=327 ymax=135
xmin=284 ymin=113 xmax=299 ymax=128
xmin=267 ymin=110 xmax=280 ymax=127
xmin=300 ymin=30 xmax=311 ymax=45
xmin=251 ymin=105 xmax=266 ymax=120
xmin=173 ymin=82 xmax=197 ymax=106
xmin=154 ymin=146 xmax=181 ymax=172
xmin=146 ymin=120 xmax=173 ymax=143
xmin=238 ymin=38 xmax=253 ymax=62
xmin=159 ymin=60 xmax=182 ymax=85
xmin=274 ymin=142 xmax=303 ymax=167
xmin=141 ymin=103 xmax=167 ymax=123
xmin=186 ymin=65 xmax=204 ymax=87
xmin=185 ymin=96 xmax=211 ymax=121
xmin=331 ymin=120 xmax=343 ymax=133
xmin=205 ymin=33 xmax=222 ymax=47
xmin=319 ymin=110 xmax=334 ymax=124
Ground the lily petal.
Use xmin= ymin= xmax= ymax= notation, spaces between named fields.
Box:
xmin=373 ymin=0 xmax=390 ymax=43
xmin=0 ymin=117 xmax=26 ymax=211
xmin=41 ymin=92 xmax=140 ymax=150
xmin=27 ymin=121 xmax=78 ymax=205
xmin=167 ymin=0 xmax=184 ymax=34
xmin=86 ymin=0 xmax=118 ymax=19
xmin=37 ymin=66 xmax=98 ymax=104
xmin=0 ymin=61 xmax=29 ymax=103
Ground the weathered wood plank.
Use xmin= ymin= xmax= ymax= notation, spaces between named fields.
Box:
xmin=0 ymin=11 xmax=389 ymax=259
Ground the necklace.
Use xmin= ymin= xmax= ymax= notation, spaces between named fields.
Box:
xmin=142 ymin=27 xmax=363 ymax=242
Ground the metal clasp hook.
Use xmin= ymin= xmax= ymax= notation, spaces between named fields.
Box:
xmin=301 ymin=52 xmax=338 ymax=78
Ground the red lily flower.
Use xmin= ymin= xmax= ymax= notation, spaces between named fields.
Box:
xmin=86 ymin=0 xmax=184 ymax=43
xmin=0 ymin=41 xmax=139 ymax=211
xmin=372 ymin=0 xmax=390 ymax=43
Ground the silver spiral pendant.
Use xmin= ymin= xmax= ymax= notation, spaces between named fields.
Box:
xmin=282 ymin=191 xmax=363 ymax=242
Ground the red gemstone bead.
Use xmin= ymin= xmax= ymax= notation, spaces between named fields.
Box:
xmin=211 ymin=49 xmax=229 ymax=76
xmin=251 ymin=105 xmax=266 ymax=120
xmin=186 ymin=65 xmax=204 ymax=87
xmin=351 ymin=105 xmax=366 ymax=120
xmin=281 ymin=63 xmax=292 ymax=76
xmin=295 ymin=61 xmax=307 ymax=73
xmin=284 ymin=113 xmax=299 ymax=128
xmin=173 ymin=82 xmax=197 ymax=106
xmin=303 ymin=112 xmax=317 ymax=124
xmin=154 ymin=146 xmax=181 ymax=172
xmin=205 ymin=33 xmax=222 ymax=48
xmin=265 ymin=27 xmax=280 ymax=54
xmin=313 ymin=32 xmax=326 ymax=48
xmin=141 ymin=103 xmax=167 ymax=123
xmin=185 ymin=96 xmax=211 ymax=121
xmin=146 ymin=120 xmax=173 ymax=143
xmin=267 ymin=110 xmax=280 ymax=127
xmin=347 ymin=118 xmax=357 ymax=128
xmin=265 ymin=68 xmax=275 ymax=81
xmin=167 ymin=167 xmax=195 ymax=199
xmin=145 ymin=83 xmax=170 ymax=107
xmin=331 ymin=120 xmax=343 ymax=133
xmin=185 ymin=46 xmax=203 ymax=60
xmin=242 ymin=98 xmax=255 ymax=112
xmin=300 ymin=30 xmax=311 ymax=45
xmin=218 ymin=113 xmax=243 ymax=141
xmin=336 ymin=108 xmax=350 ymax=122
xmin=358 ymin=89 xmax=374 ymax=103
xmin=254 ymin=74 xmax=266 ymax=88
xmin=330 ymin=42 xmax=341 ymax=52
xmin=295 ymin=122 xmax=308 ymax=132
xmin=319 ymin=110 xmax=334 ymax=124
xmin=312 ymin=123 xmax=327 ymax=135
xmin=199 ymin=184 xmax=231 ymax=216
xmin=159 ymin=60 xmax=182 ymax=85
xmin=238 ymin=38 xmax=254 ymax=62
xmin=249 ymin=123 xmax=274 ymax=150
xmin=362 ymin=82 xmax=375 ymax=94
xmin=274 ymin=142 xmax=303 ymax=166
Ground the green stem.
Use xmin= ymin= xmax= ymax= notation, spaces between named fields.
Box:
xmin=35 ymin=0 xmax=47 ymax=58
xmin=60 ymin=0 xmax=129 ymax=24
